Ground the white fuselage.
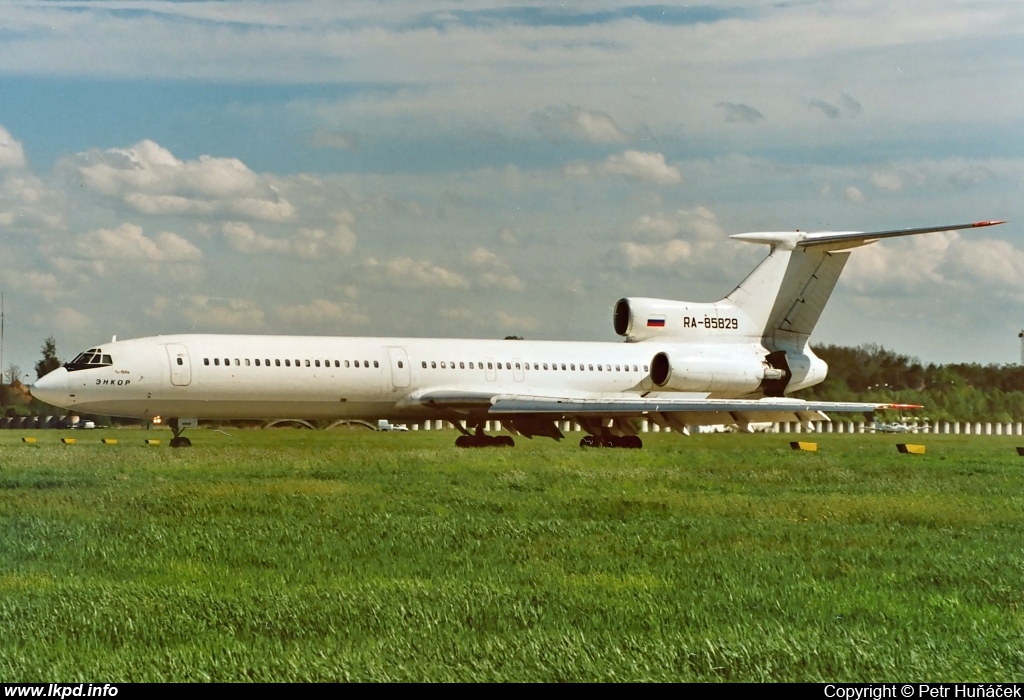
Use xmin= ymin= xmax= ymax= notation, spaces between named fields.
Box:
xmin=32 ymin=333 xmax=776 ymax=421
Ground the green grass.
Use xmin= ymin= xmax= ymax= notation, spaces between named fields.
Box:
xmin=1 ymin=428 xmax=1023 ymax=681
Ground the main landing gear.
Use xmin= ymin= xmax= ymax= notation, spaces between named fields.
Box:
xmin=168 ymin=418 xmax=192 ymax=448
xmin=579 ymin=434 xmax=643 ymax=449
xmin=455 ymin=424 xmax=515 ymax=448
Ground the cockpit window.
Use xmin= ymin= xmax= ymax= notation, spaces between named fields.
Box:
xmin=65 ymin=348 xmax=114 ymax=372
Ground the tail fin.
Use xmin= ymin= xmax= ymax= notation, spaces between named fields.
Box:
xmin=724 ymin=220 xmax=1005 ymax=348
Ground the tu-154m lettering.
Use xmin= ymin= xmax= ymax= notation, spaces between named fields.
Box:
xmin=31 ymin=220 xmax=1005 ymax=448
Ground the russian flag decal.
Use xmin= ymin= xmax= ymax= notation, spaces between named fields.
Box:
xmin=647 ymin=316 xmax=666 ymax=328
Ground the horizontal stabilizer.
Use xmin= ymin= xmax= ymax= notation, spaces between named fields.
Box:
xmin=730 ymin=220 xmax=1005 ymax=250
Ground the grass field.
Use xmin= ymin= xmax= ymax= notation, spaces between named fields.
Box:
xmin=1 ymin=428 xmax=1022 ymax=681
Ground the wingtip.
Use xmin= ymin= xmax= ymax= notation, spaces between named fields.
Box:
xmin=973 ymin=220 xmax=1007 ymax=227
xmin=887 ymin=403 xmax=923 ymax=410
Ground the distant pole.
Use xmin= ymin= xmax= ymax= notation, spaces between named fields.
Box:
xmin=1020 ymin=330 xmax=1024 ymax=365
xmin=1 ymin=292 xmax=4 ymax=384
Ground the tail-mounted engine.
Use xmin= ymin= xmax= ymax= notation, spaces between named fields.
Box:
xmin=649 ymin=347 xmax=827 ymax=395
xmin=614 ymin=297 xmax=731 ymax=342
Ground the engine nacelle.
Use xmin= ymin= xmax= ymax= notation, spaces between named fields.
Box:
xmin=650 ymin=349 xmax=766 ymax=394
xmin=614 ymin=297 xmax=721 ymax=342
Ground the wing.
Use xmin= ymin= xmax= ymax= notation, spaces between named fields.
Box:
xmin=404 ymin=390 xmax=915 ymax=438
xmin=490 ymin=396 xmax=912 ymax=431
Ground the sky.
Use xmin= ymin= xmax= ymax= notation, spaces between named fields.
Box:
xmin=1 ymin=0 xmax=1024 ymax=380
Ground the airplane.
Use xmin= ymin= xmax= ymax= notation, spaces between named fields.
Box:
xmin=30 ymin=220 xmax=1005 ymax=449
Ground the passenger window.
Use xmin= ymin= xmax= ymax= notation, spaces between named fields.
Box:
xmin=533 ymin=363 xmax=539 ymax=370
xmin=176 ymin=358 xmax=183 ymax=366
xmin=373 ymin=361 xmax=379 ymax=368
xmin=245 ymin=359 xmax=251 ymax=367
xmin=275 ymin=359 xmax=281 ymax=367
xmin=305 ymin=360 xmax=310 ymax=367
xmin=644 ymin=365 xmax=649 ymax=372
xmin=234 ymin=359 xmax=239 ymax=366
xmin=204 ymin=358 xmax=209 ymax=366
xmin=398 ymin=361 xmax=404 ymax=369
xmin=515 ymin=363 xmax=520 ymax=370
xmin=345 ymin=360 xmax=351 ymax=368
xmin=224 ymin=358 xmax=229 ymax=366
xmin=459 ymin=362 xmax=464 ymax=369
xmin=441 ymin=362 xmax=446 ymax=369
xmin=214 ymin=358 xmax=220 ymax=366
xmin=265 ymin=359 xmax=270 ymax=366
xmin=255 ymin=359 xmax=260 ymax=367
xmin=616 ymin=365 xmax=620 ymax=371
xmin=295 ymin=359 xmax=300 ymax=367
xmin=570 ymin=364 xmax=575 ymax=370
xmin=561 ymin=364 xmax=566 ymax=370
xmin=421 ymin=361 xmax=427 ymax=369
xmin=505 ymin=362 xmax=510 ymax=369
xmin=431 ymin=361 xmax=436 ymax=369
xmin=334 ymin=360 xmax=340 ymax=367
xmin=487 ymin=362 xmax=493 ymax=370
xmin=543 ymin=363 xmax=548 ymax=370
xmin=469 ymin=362 xmax=474 ymax=369
xmin=285 ymin=360 xmax=291 ymax=367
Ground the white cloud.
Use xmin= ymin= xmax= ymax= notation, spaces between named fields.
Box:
xmin=71 ymin=223 xmax=201 ymax=262
xmin=843 ymin=186 xmax=865 ymax=204
xmin=466 ymin=246 xmax=500 ymax=267
xmin=273 ymin=299 xmax=368 ymax=325
xmin=568 ymin=151 xmax=682 ymax=185
xmin=71 ymin=140 xmax=295 ymax=222
xmin=151 ymin=295 xmax=265 ymax=330
xmin=222 ymin=217 xmax=355 ymax=258
xmin=0 ymin=125 xmax=26 ymax=169
xmin=533 ymin=106 xmax=628 ymax=143
xmin=496 ymin=311 xmax=538 ymax=331
xmin=870 ymin=172 xmax=903 ymax=192
xmin=364 ymin=257 xmax=469 ymax=289
xmin=478 ymin=272 xmax=525 ymax=291
xmin=620 ymin=239 xmax=694 ymax=268
xmin=844 ymin=231 xmax=1024 ymax=300
xmin=629 ymin=207 xmax=723 ymax=241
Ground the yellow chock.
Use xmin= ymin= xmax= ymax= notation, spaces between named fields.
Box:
xmin=101 ymin=438 xmax=118 ymax=445
xmin=22 ymin=437 xmax=37 ymax=444
xmin=60 ymin=438 xmax=76 ymax=445
xmin=145 ymin=439 xmax=161 ymax=446
xmin=897 ymin=443 xmax=926 ymax=455
xmin=790 ymin=441 xmax=818 ymax=452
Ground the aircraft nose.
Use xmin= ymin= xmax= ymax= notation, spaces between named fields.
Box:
xmin=31 ymin=367 xmax=70 ymax=408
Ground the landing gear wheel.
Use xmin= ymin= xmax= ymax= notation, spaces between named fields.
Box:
xmin=624 ymin=435 xmax=643 ymax=449
xmin=497 ymin=435 xmax=515 ymax=447
xmin=455 ymin=435 xmax=472 ymax=448
xmin=580 ymin=435 xmax=595 ymax=447
xmin=169 ymin=436 xmax=192 ymax=448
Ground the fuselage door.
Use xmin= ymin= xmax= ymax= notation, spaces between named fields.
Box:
xmin=387 ymin=347 xmax=411 ymax=389
xmin=166 ymin=344 xmax=191 ymax=386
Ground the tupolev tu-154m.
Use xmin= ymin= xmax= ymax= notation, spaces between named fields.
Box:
xmin=31 ymin=220 xmax=1004 ymax=448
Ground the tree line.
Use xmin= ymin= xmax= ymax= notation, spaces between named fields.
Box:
xmin=807 ymin=344 xmax=1024 ymax=423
